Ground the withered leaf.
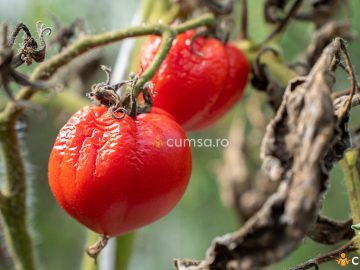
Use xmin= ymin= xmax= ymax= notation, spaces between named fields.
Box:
xmin=175 ymin=38 xmax=353 ymax=270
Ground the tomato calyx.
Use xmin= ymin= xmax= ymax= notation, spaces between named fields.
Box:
xmin=87 ymin=65 xmax=156 ymax=119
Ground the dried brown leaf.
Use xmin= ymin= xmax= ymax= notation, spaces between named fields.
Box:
xmin=175 ymin=38 xmax=353 ymax=270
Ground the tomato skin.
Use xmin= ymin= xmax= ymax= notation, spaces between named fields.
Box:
xmin=48 ymin=106 xmax=192 ymax=236
xmin=139 ymin=30 xmax=249 ymax=131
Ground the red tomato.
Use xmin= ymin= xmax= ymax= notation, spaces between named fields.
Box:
xmin=139 ymin=30 xmax=249 ymax=131
xmin=48 ymin=106 xmax=192 ymax=236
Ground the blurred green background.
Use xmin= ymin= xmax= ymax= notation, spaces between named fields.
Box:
xmin=1 ymin=0 xmax=360 ymax=269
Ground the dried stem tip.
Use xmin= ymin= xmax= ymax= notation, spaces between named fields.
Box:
xmin=85 ymin=234 xmax=110 ymax=264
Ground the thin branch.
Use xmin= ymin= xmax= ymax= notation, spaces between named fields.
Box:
xmin=239 ymin=0 xmax=248 ymax=40
xmin=0 ymin=13 xmax=215 ymax=123
xmin=334 ymin=93 xmax=360 ymax=110
xmin=134 ymin=30 xmax=174 ymax=96
xmin=332 ymin=84 xmax=360 ymax=99
xmin=289 ymin=240 xmax=357 ymax=270
xmin=261 ymin=0 xmax=304 ymax=45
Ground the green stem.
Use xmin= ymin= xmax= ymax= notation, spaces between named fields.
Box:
xmin=0 ymin=15 xmax=213 ymax=269
xmin=172 ymin=15 xmax=213 ymax=33
xmin=114 ymin=233 xmax=135 ymax=270
xmin=134 ymin=13 xmax=215 ymax=95
xmin=234 ymin=40 xmax=298 ymax=86
xmin=0 ymin=13 xmax=214 ymax=123
xmin=80 ymin=232 xmax=134 ymax=270
xmin=340 ymin=150 xmax=360 ymax=224
xmin=134 ymin=30 xmax=174 ymax=96
xmin=0 ymin=121 xmax=36 ymax=270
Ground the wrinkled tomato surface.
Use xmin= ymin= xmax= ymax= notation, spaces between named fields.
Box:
xmin=139 ymin=30 xmax=249 ymax=131
xmin=48 ymin=106 xmax=192 ymax=236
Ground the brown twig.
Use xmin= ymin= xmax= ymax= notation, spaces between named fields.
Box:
xmin=288 ymin=240 xmax=357 ymax=270
xmin=239 ymin=0 xmax=248 ymax=40
xmin=333 ymin=93 xmax=360 ymax=111
xmin=261 ymin=0 xmax=304 ymax=45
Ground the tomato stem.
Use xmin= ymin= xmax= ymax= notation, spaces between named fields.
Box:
xmin=0 ymin=122 xmax=37 ymax=270
xmin=133 ymin=30 xmax=174 ymax=98
xmin=0 ymin=13 xmax=214 ymax=270
xmin=0 ymin=13 xmax=215 ymax=123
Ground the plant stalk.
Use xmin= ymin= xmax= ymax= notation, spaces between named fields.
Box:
xmin=114 ymin=233 xmax=134 ymax=270
xmin=0 ymin=13 xmax=215 ymax=123
xmin=340 ymin=150 xmax=360 ymax=224
xmin=0 ymin=12 xmax=214 ymax=270
xmin=0 ymin=120 xmax=36 ymax=270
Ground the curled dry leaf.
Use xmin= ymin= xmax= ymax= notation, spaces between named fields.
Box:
xmin=307 ymin=215 xmax=353 ymax=245
xmin=175 ymin=38 xmax=354 ymax=270
xmin=0 ymin=23 xmax=54 ymax=100
xmin=302 ymin=20 xmax=356 ymax=71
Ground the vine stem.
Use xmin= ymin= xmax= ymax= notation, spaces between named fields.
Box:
xmin=0 ymin=13 xmax=215 ymax=123
xmin=339 ymin=150 xmax=360 ymax=257
xmin=0 ymin=121 xmax=36 ymax=270
xmin=0 ymin=13 xmax=214 ymax=270
xmin=134 ymin=29 xmax=173 ymax=96
xmin=340 ymin=150 xmax=360 ymax=224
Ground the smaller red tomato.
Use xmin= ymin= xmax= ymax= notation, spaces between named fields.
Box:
xmin=48 ymin=106 xmax=192 ymax=236
xmin=139 ymin=30 xmax=249 ymax=131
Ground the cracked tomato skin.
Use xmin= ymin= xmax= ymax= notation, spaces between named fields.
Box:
xmin=48 ymin=106 xmax=192 ymax=236
xmin=139 ymin=30 xmax=249 ymax=131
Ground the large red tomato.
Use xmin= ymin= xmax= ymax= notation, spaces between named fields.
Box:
xmin=139 ymin=30 xmax=249 ymax=131
xmin=48 ymin=106 xmax=192 ymax=236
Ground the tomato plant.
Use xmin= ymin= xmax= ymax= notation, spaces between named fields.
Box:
xmin=139 ymin=30 xmax=250 ymax=131
xmin=48 ymin=106 xmax=192 ymax=236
